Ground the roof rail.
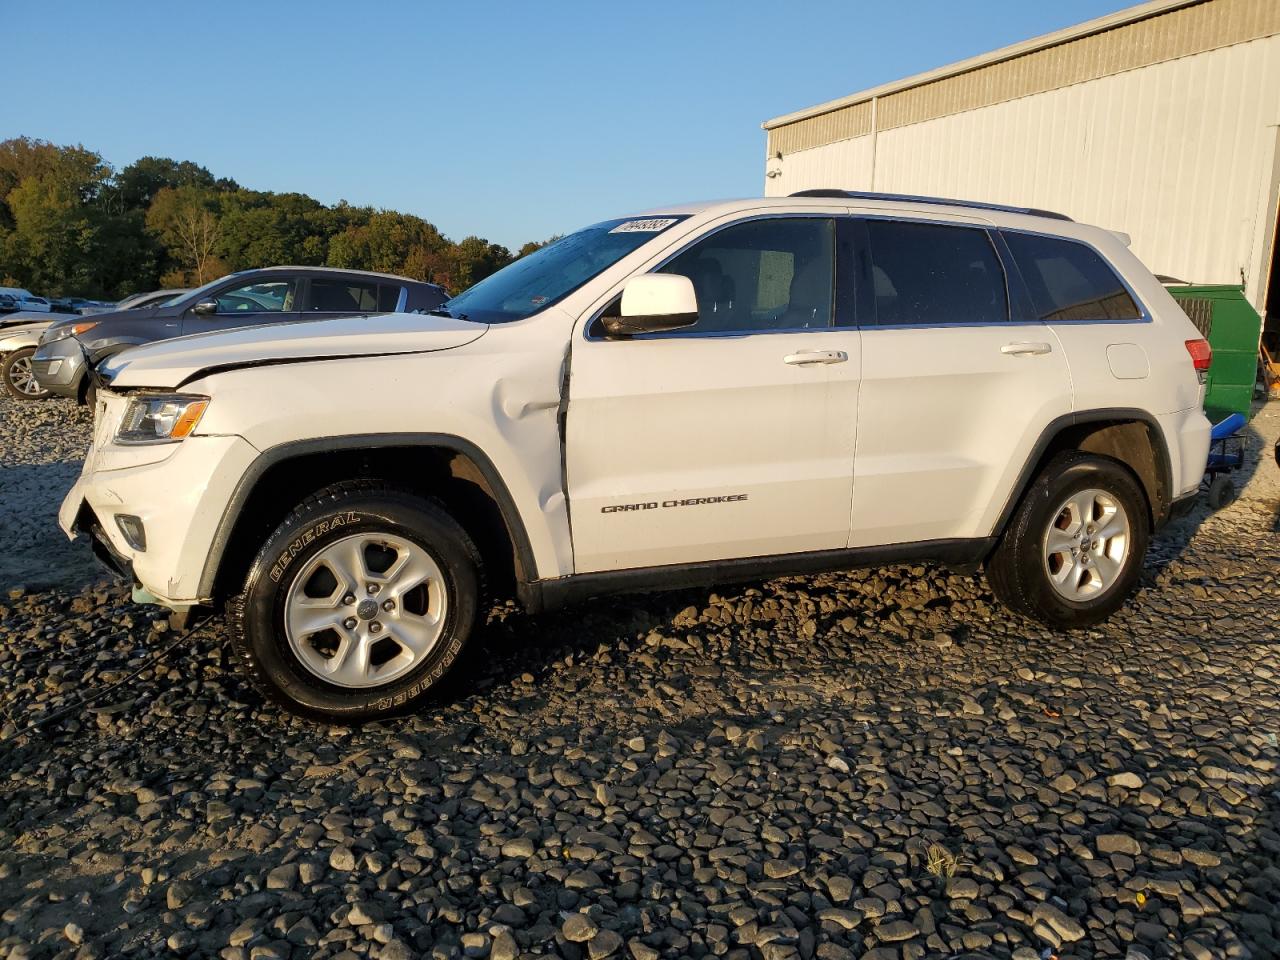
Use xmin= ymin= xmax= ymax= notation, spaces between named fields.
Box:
xmin=788 ymin=189 xmax=1073 ymax=222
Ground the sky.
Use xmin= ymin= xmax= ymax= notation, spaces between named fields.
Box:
xmin=5 ymin=0 xmax=1134 ymax=250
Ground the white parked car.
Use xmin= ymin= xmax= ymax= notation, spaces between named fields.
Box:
xmin=0 ymin=287 xmax=52 ymax=312
xmin=60 ymin=192 xmax=1212 ymax=720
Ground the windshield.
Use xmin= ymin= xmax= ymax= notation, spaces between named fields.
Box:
xmin=444 ymin=216 xmax=688 ymax=324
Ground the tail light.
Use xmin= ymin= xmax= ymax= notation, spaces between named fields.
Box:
xmin=1185 ymin=339 xmax=1211 ymax=384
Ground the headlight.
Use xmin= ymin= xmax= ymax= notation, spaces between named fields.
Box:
xmin=115 ymin=394 xmax=209 ymax=445
xmin=41 ymin=321 xmax=98 ymax=344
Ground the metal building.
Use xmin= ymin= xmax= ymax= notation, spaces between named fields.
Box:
xmin=761 ymin=0 xmax=1280 ymax=328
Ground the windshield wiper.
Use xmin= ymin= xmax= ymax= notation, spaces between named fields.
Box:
xmin=429 ymin=305 xmax=473 ymax=321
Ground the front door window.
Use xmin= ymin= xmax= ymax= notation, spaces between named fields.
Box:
xmin=214 ymin=279 xmax=297 ymax=314
xmin=658 ymin=218 xmax=835 ymax=332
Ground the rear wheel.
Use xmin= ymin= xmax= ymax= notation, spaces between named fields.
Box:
xmin=232 ymin=481 xmax=483 ymax=722
xmin=2 ymin=348 xmax=50 ymax=399
xmin=987 ymin=452 xmax=1149 ymax=629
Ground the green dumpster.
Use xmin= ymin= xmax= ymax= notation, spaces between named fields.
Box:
xmin=1164 ymin=283 xmax=1261 ymax=420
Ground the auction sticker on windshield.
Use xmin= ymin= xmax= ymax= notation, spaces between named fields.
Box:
xmin=609 ymin=218 xmax=679 ymax=234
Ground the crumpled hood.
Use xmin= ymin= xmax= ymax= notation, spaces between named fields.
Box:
xmin=103 ymin=311 xmax=487 ymax=388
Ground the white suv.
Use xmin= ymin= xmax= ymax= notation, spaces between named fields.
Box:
xmin=60 ymin=192 xmax=1212 ymax=721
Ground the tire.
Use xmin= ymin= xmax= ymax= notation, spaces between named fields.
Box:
xmin=82 ymin=379 xmax=97 ymax=410
xmin=1 ymin=347 xmax=51 ymax=400
xmin=1207 ymin=474 xmax=1235 ymax=510
xmin=231 ymin=481 xmax=483 ymax=722
xmin=987 ymin=451 xmax=1150 ymax=630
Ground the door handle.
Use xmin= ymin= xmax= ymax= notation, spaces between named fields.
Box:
xmin=1001 ymin=341 xmax=1053 ymax=356
xmin=784 ymin=349 xmax=848 ymax=365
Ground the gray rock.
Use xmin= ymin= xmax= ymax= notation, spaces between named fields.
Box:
xmin=816 ymin=908 xmax=863 ymax=930
xmin=874 ymin=919 xmax=919 ymax=942
xmin=1108 ymin=771 xmax=1144 ymax=789
xmin=501 ymin=837 xmax=535 ymax=858
xmin=1097 ymin=833 xmax=1141 ymax=856
xmin=1032 ymin=902 xmax=1085 ymax=942
xmin=265 ymin=864 xmax=297 ymax=890
xmin=563 ymin=913 xmax=599 ymax=943
xmin=491 ymin=931 xmax=518 ymax=960
xmin=589 ymin=930 xmax=624 ymax=959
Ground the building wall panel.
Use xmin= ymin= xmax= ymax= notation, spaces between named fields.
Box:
xmin=768 ymin=101 xmax=872 ymax=157
xmin=768 ymin=0 xmax=1280 ymax=150
xmin=764 ymin=134 xmax=875 ymax=197
xmin=771 ymin=35 xmax=1280 ymax=303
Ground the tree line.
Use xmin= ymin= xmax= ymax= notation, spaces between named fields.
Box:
xmin=0 ymin=137 xmax=552 ymax=300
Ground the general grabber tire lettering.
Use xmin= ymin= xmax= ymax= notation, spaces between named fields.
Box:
xmin=232 ymin=480 xmax=483 ymax=722
xmin=987 ymin=451 xmax=1150 ymax=630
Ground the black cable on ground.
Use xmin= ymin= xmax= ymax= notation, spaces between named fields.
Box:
xmin=7 ymin=612 xmax=218 ymax=739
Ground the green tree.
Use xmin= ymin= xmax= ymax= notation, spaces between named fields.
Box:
xmin=449 ymin=236 xmax=513 ymax=291
xmin=0 ymin=137 xmax=114 ymax=294
xmin=516 ymin=234 xmax=562 ymax=258
xmin=0 ymin=136 xmax=524 ymax=300
xmin=145 ymin=185 xmax=224 ymax=284
xmin=216 ymin=190 xmax=329 ymax=270
xmin=112 ymin=156 xmax=223 ymax=212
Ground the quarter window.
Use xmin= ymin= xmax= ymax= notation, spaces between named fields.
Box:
xmin=864 ymin=220 xmax=1008 ymax=326
xmin=1003 ymin=232 xmax=1141 ymax=321
xmin=658 ymin=218 xmax=834 ymax=333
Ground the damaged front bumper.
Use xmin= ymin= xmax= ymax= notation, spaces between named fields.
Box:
xmin=59 ymin=418 xmax=260 ymax=611
xmin=31 ymin=335 xmax=90 ymax=399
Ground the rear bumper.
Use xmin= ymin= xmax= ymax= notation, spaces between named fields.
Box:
xmin=1156 ymin=405 xmax=1212 ymax=502
xmin=31 ymin=337 xmax=88 ymax=399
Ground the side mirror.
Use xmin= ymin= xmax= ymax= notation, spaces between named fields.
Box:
xmin=602 ymin=274 xmax=698 ymax=337
xmin=192 ymin=299 xmax=218 ymax=316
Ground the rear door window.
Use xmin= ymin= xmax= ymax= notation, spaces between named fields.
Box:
xmin=378 ymin=285 xmax=402 ymax=311
xmin=863 ymin=220 xmax=1008 ymax=326
xmin=1003 ymin=232 xmax=1141 ymax=321
xmin=309 ymin=279 xmax=379 ymax=312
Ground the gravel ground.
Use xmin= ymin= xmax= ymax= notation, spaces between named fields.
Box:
xmin=1 ymin=393 xmax=1278 ymax=960
xmin=0 ymin=396 xmax=101 ymax=592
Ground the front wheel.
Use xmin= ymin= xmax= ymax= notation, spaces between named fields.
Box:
xmin=232 ymin=482 xmax=483 ymax=722
xmin=2 ymin=347 xmax=51 ymax=399
xmin=987 ymin=452 xmax=1150 ymax=629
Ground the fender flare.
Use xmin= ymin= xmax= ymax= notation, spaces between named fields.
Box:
xmin=992 ymin=407 xmax=1174 ymax=537
xmin=196 ymin=433 xmax=537 ymax=601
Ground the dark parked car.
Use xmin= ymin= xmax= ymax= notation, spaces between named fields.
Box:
xmin=51 ymin=297 xmax=109 ymax=314
xmin=113 ymin=288 xmax=189 ymax=311
xmin=31 ymin=267 xmax=447 ymax=403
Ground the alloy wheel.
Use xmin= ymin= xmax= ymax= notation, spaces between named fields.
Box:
xmin=8 ymin=355 xmax=44 ymax=397
xmin=1042 ymin=487 xmax=1131 ymax=601
xmin=283 ymin=533 xmax=447 ymax=688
